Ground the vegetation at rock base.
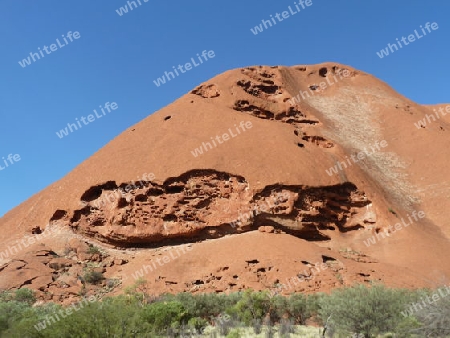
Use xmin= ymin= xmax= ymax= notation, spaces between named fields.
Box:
xmin=0 ymin=281 xmax=449 ymax=337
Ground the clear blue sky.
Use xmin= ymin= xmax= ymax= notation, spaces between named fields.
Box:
xmin=0 ymin=0 xmax=448 ymax=217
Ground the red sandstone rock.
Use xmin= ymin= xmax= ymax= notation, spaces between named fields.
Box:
xmin=1 ymin=63 xmax=450 ymax=301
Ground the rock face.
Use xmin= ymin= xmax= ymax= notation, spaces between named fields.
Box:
xmin=1 ymin=62 xmax=450 ymax=302
xmin=53 ymin=171 xmax=368 ymax=246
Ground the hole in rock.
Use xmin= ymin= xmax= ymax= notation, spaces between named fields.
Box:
xmin=117 ymin=197 xmax=128 ymax=209
xmin=70 ymin=206 xmax=91 ymax=223
xmin=163 ymin=214 xmax=177 ymax=222
xmin=246 ymin=259 xmax=259 ymax=265
xmin=322 ymin=255 xmax=336 ymax=263
xmin=31 ymin=226 xmax=42 ymax=234
xmin=135 ymin=194 xmax=147 ymax=202
xmin=50 ymin=210 xmax=67 ymax=221
xmin=92 ymin=220 xmax=104 ymax=227
xmin=81 ymin=181 xmax=118 ymax=202
xmin=319 ymin=67 xmax=328 ymax=77
xmin=165 ymin=185 xmax=184 ymax=194
xmin=147 ymin=188 xmax=164 ymax=196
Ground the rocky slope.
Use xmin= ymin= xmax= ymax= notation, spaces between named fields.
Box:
xmin=1 ymin=62 xmax=449 ymax=304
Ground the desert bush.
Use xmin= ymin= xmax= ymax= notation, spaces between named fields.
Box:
xmin=0 ymin=291 xmax=13 ymax=303
xmin=286 ymin=293 xmax=310 ymax=325
xmin=229 ymin=290 xmax=271 ymax=326
xmin=141 ymin=301 xmax=188 ymax=334
xmin=318 ymin=283 xmax=412 ymax=337
xmin=169 ymin=291 xmax=242 ymax=321
xmin=14 ymin=288 xmax=36 ymax=305
xmin=87 ymin=245 xmax=101 ymax=255
xmin=0 ymin=301 xmax=30 ymax=335
xmin=0 ymin=302 xmax=61 ymax=338
xmin=412 ymin=292 xmax=450 ymax=337
xmin=187 ymin=316 xmax=208 ymax=331
xmin=83 ymin=270 xmax=104 ymax=285
xmin=306 ymin=292 xmax=323 ymax=316
xmin=0 ymin=283 xmax=442 ymax=337
xmin=49 ymin=299 xmax=146 ymax=338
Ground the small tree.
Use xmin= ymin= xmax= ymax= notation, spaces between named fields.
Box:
xmin=124 ymin=278 xmax=153 ymax=306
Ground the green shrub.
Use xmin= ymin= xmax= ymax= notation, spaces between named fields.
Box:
xmin=0 ymin=283 xmax=440 ymax=337
xmin=0 ymin=291 xmax=13 ymax=303
xmin=287 ymin=293 xmax=310 ymax=325
xmin=168 ymin=292 xmax=242 ymax=320
xmin=188 ymin=316 xmax=209 ymax=332
xmin=318 ymin=283 xmax=412 ymax=337
xmin=87 ymin=245 xmax=101 ymax=255
xmin=142 ymin=301 xmax=188 ymax=333
xmin=0 ymin=301 xmax=30 ymax=334
xmin=83 ymin=270 xmax=104 ymax=285
xmin=14 ymin=288 xmax=36 ymax=305
xmin=229 ymin=290 xmax=271 ymax=326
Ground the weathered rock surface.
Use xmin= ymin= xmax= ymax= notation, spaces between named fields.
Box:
xmin=1 ymin=62 xmax=450 ymax=302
